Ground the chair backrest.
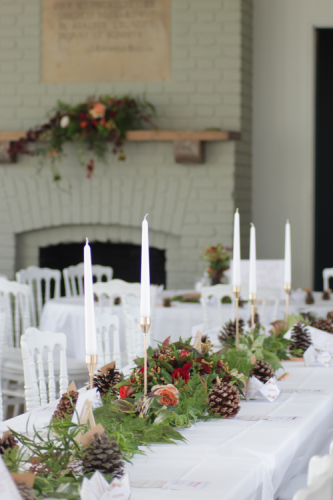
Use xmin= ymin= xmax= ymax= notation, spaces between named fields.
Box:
xmin=16 ymin=266 xmax=61 ymax=327
xmin=95 ymin=312 xmax=121 ymax=369
xmin=0 ymin=279 xmax=32 ymax=347
xmin=225 ymin=260 xmax=285 ymax=292
xmin=20 ymin=327 xmax=69 ymax=412
xmin=294 ymin=471 xmax=333 ymax=500
xmin=63 ymin=263 xmax=113 ymax=297
xmin=93 ymin=279 xmax=156 ymax=360
xmin=200 ymin=284 xmax=235 ymax=331
xmin=308 ymin=455 xmax=333 ymax=486
xmin=256 ymin=286 xmax=281 ymax=324
xmin=323 ymin=268 xmax=333 ymax=291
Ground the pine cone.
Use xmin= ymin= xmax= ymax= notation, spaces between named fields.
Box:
xmin=218 ymin=319 xmax=245 ymax=344
xmin=322 ymin=290 xmax=331 ymax=301
xmin=300 ymin=311 xmax=316 ymax=326
xmin=313 ymin=318 xmax=333 ymax=333
xmin=305 ymin=292 xmax=314 ymax=305
xmin=327 ymin=311 xmax=333 ymax=321
xmin=82 ymin=432 xmax=124 ymax=478
xmin=15 ymin=481 xmax=37 ymax=500
xmin=290 ymin=322 xmax=311 ymax=355
xmin=52 ymin=390 xmax=79 ymax=421
xmin=207 ymin=381 xmax=240 ymax=418
xmin=247 ymin=313 xmax=261 ymax=330
xmin=93 ymin=368 xmax=122 ymax=396
xmin=249 ymin=360 xmax=274 ymax=383
xmin=0 ymin=432 xmax=18 ymax=455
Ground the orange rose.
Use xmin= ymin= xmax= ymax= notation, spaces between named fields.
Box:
xmin=90 ymin=102 xmax=106 ymax=119
xmin=152 ymin=384 xmax=179 ymax=406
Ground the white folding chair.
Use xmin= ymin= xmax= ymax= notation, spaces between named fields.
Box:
xmin=63 ymin=263 xmax=113 ymax=297
xmin=200 ymin=284 xmax=235 ymax=331
xmin=21 ymin=327 xmax=69 ymax=411
xmin=16 ymin=266 xmax=61 ymax=327
xmin=93 ymin=279 xmax=156 ymax=362
xmin=323 ymin=268 xmax=333 ymax=291
xmin=95 ymin=311 xmax=121 ymax=369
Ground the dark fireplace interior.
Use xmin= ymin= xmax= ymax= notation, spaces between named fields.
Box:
xmin=39 ymin=241 xmax=166 ymax=296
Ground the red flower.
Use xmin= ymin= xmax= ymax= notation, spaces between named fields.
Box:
xmin=172 ymin=367 xmax=190 ymax=383
xmin=80 ymin=122 xmax=87 ymax=128
xmin=179 ymin=350 xmax=190 ymax=359
xmin=100 ymin=119 xmax=106 ymax=126
xmin=119 ymin=385 xmax=134 ymax=399
xmin=138 ymin=366 xmax=144 ymax=374
xmin=182 ymin=361 xmax=192 ymax=371
xmin=92 ymin=120 xmax=98 ymax=126
xmin=78 ymin=112 xmax=87 ymax=121
xmin=217 ymin=361 xmax=224 ymax=373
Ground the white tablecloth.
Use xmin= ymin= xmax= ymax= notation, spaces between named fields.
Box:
xmin=2 ymin=363 xmax=333 ymax=500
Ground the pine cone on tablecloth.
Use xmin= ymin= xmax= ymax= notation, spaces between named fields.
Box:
xmin=93 ymin=368 xmax=122 ymax=396
xmin=218 ymin=319 xmax=245 ymax=344
xmin=0 ymin=432 xmax=18 ymax=455
xmin=305 ymin=291 xmax=315 ymax=305
xmin=15 ymin=481 xmax=37 ymax=500
xmin=313 ymin=318 xmax=333 ymax=333
xmin=322 ymin=290 xmax=331 ymax=300
xmin=247 ymin=313 xmax=261 ymax=330
xmin=300 ymin=311 xmax=316 ymax=326
xmin=327 ymin=311 xmax=333 ymax=321
xmin=52 ymin=390 xmax=79 ymax=421
xmin=249 ymin=360 xmax=274 ymax=383
xmin=81 ymin=432 xmax=124 ymax=478
xmin=290 ymin=322 xmax=312 ymax=356
xmin=207 ymin=380 xmax=240 ymax=418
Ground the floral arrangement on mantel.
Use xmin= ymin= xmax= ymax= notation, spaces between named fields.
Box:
xmin=201 ymin=244 xmax=231 ymax=285
xmin=1 ymin=324 xmax=295 ymax=500
xmin=8 ymin=95 xmax=156 ymax=181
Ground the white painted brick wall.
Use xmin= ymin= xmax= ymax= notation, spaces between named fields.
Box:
xmin=0 ymin=0 xmax=252 ymax=289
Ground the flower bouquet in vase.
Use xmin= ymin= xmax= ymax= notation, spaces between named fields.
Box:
xmin=201 ymin=244 xmax=231 ymax=285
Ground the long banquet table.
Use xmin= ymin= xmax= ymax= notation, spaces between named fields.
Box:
xmin=39 ymin=292 xmax=333 ymax=364
xmin=2 ymin=362 xmax=333 ymax=500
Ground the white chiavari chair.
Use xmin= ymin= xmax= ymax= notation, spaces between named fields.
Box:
xmin=21 ymin=327 xmax=69 ymax=411
xmin=95 ymin=311 xmax=121 ymax=370
xmin=93 ymin=279 xmax=156 ymax=361
xmin=63 ymin=263 xmax=113 ymax=297
xmin=200 ymin=284 xmax=235 ymax=331
xmin=16 ymin=266 xmax=61 ymax=327
xmin=323 ymin=268 xmax=333 ymax=291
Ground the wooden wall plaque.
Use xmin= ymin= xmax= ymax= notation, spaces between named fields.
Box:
xmin=42 ymin=0 xmax=171 ymax=83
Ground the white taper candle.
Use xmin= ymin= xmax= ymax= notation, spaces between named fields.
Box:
xmin=249 ymin=223 xmax=257 ymax=294
xmin=140 ymin=215 xmax=151 ymax=317
xmin=284 ymin=220 xmax=291 ymax=286
xmin=84 ymin=238 xmax=97 ymax=356
xmin=232 ymin=209 xmax=241 ymax=286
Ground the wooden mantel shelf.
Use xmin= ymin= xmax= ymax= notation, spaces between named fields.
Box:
xmin=0 ymin=129 xmax=241 ymax=164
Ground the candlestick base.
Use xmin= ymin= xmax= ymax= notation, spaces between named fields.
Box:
xmin=140 ymin=317 xmax=151 ymax=396
xmin=233 ymin=286 xmax=241 ymax=350
xmin=249 ymin=293 xmax=257 ymax=329
xmin=284 ymin=284 xmax=291 ymax=329
xmin=86 ymin=354 xmax=98 ymax=390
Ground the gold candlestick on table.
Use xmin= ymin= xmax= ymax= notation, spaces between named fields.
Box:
xmin=249 ymin=293 xmax=257 ymax=329
xmin=233 ymin=286 xmax=241 ymax=350
xmin=86 ymin=354 xmax=98 ymax=390
xmin=284 ymin=284 xmax=291 ymax=329
xmin=140 ymin=316 xmax=151 ymax=395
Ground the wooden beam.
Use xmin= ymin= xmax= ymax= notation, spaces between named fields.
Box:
xmin=0 ymin=130 xmax=241 ymax=142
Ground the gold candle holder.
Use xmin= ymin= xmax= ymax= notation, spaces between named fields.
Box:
xmin=86 ymin=354 xmax=98 ymax=390
xmin=284 ymin=284 xmax=291 ymax=329
xmin=233 ymin=286 xmax=241 ymax=350
xmin=249 ymin=293 xmax=257 ymax=329
xmin=140 ymin=316 xmax=151 ymax=395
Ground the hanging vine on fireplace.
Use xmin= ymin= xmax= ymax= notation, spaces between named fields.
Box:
xmin=8 ymin=95 xmax=156 ymax=181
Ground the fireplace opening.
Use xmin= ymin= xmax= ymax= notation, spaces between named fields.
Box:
xmin=39 ymin=241 xmax=166 ymax=296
